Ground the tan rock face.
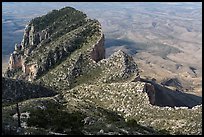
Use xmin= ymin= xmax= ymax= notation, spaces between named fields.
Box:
xmin=8 ymin=53 xmax=38 ymax=80
xmin=6 ymin=21 xmax=51 ymax=80
xmin=22 ymin=63 xmax=38 ymax=77
xmin=21 ymin=23 xmax=50 ymax=51
xmin=9 ymin=54 xmax=23 ymax=70
xmin=90 ymin=34 xmax=105 ymax=62
xmin=21 ymin=24 xmax=31 ymax=49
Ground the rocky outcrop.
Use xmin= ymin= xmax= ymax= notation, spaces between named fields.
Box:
xmin=98 ymin=50 xmax=140 ymax=83
xmin=21 ymin=24 xmax=31 ymax=49
xmin=63 ymin=82 xmax=202 ymax=135
xmin=161 ymin=77 xmax=183 ymax=89
xmin=34 ymin=47 xmax=141 ymax=91
xmin=140 ymin=78 xmax=202 ymax=108
xmin=90 ymin=34 xmax=105 ymax=62
xmin=5 ymin=21 xmax=52 ymax=80
xmin=22 ymin=63 xmax=38 ymax=81
xmin=6 ymin=51 xmax=39 ymax=81
xmin=143 ymin=83 xmax=156 ymax=105
xmin=8 ymin=53 xmax=23 ymax=70
xmin=4 ymin=7 xmax=105 ymax=82
xmin=21 ymin=23 xmax=50 ymax=50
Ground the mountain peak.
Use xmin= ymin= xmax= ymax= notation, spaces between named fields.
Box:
xmin=4 ymin=6 xmax=105 ymax=82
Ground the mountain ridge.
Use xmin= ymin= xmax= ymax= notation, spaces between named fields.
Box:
xmin=2 ymin=6 xmax=202 ymax=135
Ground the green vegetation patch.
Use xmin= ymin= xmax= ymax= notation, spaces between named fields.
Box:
xmin=31 ymin=7 xmax=87 ymax=32
xmin=27 ymin=102 xmax=85 ymax=134
xmin=71 ymin=65 xmax=103 ymax=88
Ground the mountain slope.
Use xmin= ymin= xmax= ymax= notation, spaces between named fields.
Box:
xmin=2 ymin=6 xmax=202 ymax=135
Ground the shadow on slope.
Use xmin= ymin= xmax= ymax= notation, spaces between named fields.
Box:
xmin=105 ymin=38 xmax=182 ymax=59
xmin=105 ymin=38 xmax=138 ymax=57
xmin=2 ymin=77 xmax=57 ymax=105
xmin=2 ymin=98 xmax=170 ymax=135
xmin=140 ymin=78 xmax=202 ymax=108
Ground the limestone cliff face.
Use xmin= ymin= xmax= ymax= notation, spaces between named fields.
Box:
xmin=4 ymin=8 xmax=105 ymax=82
xmin=21 ymin=23 xmax=50 ymax=50
xmin=8 ymin=53 xmax=23 ymax=70
xmin=22 ymin=63 xmax=38 ymax=81
xmin=90 ymin=34 xmax=105 ymax=62
xmin=6 ymin=19 xmax=52 ymax=81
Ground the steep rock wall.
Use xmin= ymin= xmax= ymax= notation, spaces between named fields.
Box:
xmin=21 ymin=23 xmax=50 ymax=50
xmin=90 ymin=34 xmax=105 ymax=62
xmin=143 ymin=83 xmax=156 ymax=105
xmin=5 ymin=21 xmax=54 ymax=81
xmin=8 ymin=53 xmax=23 ymax=70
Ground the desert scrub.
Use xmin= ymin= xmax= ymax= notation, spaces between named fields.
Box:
xmin=31 ymin=7 xmax=87 ymax=32
xmin=27 ymin=102 xmax=85 ymax=134
xmin=126 ymin=119 xmax=139 ymax=127
xmin=71 ymin=66 xmax=103 ymax=88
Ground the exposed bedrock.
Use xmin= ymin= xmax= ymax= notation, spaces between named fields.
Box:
xmin=140 ymin=78 xmax=202 ymax=108
xmin=90 ymin=34 xmax=105 ymax=62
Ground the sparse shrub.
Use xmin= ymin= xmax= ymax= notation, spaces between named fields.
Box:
xmin=27 ymin=102 xmax=85 ymax=134
xmin=159 ymin=129 xmax=171 ymax=135
xmin=126 ymin=119 xmax=139 ymax=127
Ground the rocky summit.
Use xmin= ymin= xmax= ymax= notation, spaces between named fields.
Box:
xmin=2 ymin=7 xmax=202 ymax=135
